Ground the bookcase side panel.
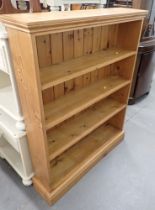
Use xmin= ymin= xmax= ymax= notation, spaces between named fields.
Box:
xmin=117 ymin=20 xmax=144 ymax=51
xmin=7 ymin=28 xmax=51 ymax=188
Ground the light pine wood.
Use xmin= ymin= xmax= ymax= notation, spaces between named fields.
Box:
xmin=64 ymin=80 xmax=74 ymax=94
xmin=51 ymin=33 xmax=63 ymax=64
xmin=36 ymin=35 xmax=51 ymax=68
xmin=117 ymin=20 xmax=143 ymax=51
xmin=100 ymin=25 xmax=109 ymax=50
xmin=93 ymin=26 xmax=101 ymax=53
xmin=53 ymin=84 xmax=64 ymax=99
xmin=40 ymin=48 xmax=136 ymax=90
xmin=37 ymin=25 xmax=133 ymax=71
xmin=1 ymin=8 xmax=146 ymax=205
xmin=108 ymin=25 xmax=118 ymax=48
xmin=0 ymin=8 xmax=147 ymax=34
xmin=74 ymin=75 xmax=83 ymax=90
xmin=74 ymin=29 xmax=83 ymax=58
xmin=34 ymin=124 xmax=124 ymax=205
xmin=83 ymin=28 xmax=93 ymax=55
xmin=63 ymin=31 xmax=74 ymax=61
xmin=48 ymin=98 xmax=126 ymax=160
xmin=44 ymin=76 xmax=130 ymax=130
xmin=49 ymin=123 xmax=124 ymax=194
xmin=6 ymin=28 xmax=51 ymax=189
xmin=42 ymin=88 xmax=54 ymax=105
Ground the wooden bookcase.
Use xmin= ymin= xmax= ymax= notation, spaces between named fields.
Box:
xmin=0 ymin=8 xmax=147 ymax=204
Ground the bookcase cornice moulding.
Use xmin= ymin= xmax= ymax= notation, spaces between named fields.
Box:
xmin=0 ymin=8 xmax=147 ymax=34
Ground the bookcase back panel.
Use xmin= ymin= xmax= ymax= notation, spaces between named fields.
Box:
xmin=36 ymin=20 xmax=142 ymax=70
xmin=42 ymin=65 xmax=114 ymax=105
xmin=36 ymin=24 xmax=119 ymax=68
xmin=42 ymin=53 xmax=134 ymax=105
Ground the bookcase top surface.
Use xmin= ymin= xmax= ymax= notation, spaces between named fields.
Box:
xmin=0 ymin=8 xmax=147 ymax=33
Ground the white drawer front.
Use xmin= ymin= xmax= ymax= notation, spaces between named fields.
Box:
xmin=0 ymin=126 xmax=19 ymax=152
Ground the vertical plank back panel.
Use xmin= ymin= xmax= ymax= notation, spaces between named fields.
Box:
xmin=74 ymin=76 xmax=83 ymax=90
xmin=83 ymin=28 xmax=93 ymax=55
xmin=83 ymin=73 xmax=91 ymax=87
xmin=64 ymin=80 xmax=74 ymax=94
xmin=54 ymin=84 xmax=65 ymax=99
xmin=36 ymin=35 xmax=51 ymax=68
xmin=108 ymin=25 xmax=118 ymax=48
xmin=42 ymin=88 xmax=54 ymax=104
xmin=92 ymin=26 xmax=101 ymax=53
xmin=112 ymin=56 xmax=135 ymax=80
xmin=63 ymin=31 xmax=74 ymax=61
xmin=74 ymin=29 xmax=84 ymax=58
xmin=91 ymin=70 xmax=98 ymax=83
xmin=100 ymin=25 xmax=109 ymax=50
xmin=51 ymin=33 xmax=63 ymax=64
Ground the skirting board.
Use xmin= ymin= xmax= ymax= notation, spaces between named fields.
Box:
xmin=33 ymin=131 xmax=124 ymax=205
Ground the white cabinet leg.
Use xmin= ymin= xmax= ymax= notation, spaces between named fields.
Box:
xmin=16 ymin=121 xmax=26 ymax=131
xmin=22 ymin=178 xmax=32 ymax=186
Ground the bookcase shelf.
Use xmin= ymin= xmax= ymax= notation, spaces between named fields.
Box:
xmin=40 ymin=48 xmax=135 ymax=90
xmin=50 ymin=122 xmax=124 ymax=191
xmin=48 ymin=97 xmax=126 ymax=161
xmin=0 ymin=8 xmax=147 ymax=205
xmin=45 ymin=76 xmax=130 ymax=130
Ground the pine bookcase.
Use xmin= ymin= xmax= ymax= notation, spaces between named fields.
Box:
xmin=0 ymin=8 xmax=147 ymax=205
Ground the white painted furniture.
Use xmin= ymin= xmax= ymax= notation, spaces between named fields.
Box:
xmin=0 ymin=25 xmax=33 ymax=186
xmin=48 ymin=0 xmax=106 ymax=11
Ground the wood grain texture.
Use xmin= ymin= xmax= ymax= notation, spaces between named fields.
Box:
xmin=33 ymin=127 xmax=124 ymax=205
xmin=36 ymin=35 xmax=51 ymax=68
xmin=54 ymin=84 xmax=64 ymax=99
xmin=4 ymin=8 xmax=145 ymax=205
xmin=83 ymin=28 xmax=93 ymax=55
xmin=48 ymin=98 xmax=125 ymax=160
xmin=100 ymin=25 xmax=109 ymax=50
xmin=44 ymin=76 xmax=130 ymax=130
xmin=51 ymin=33 xmax=63 ymax=64
xmin=108 ymin=25 xmax=118 ymax=48
xmin=7 ymin=28 xmax=51 ymax=188
xmin=93 ymin=26 xmax=101 ymax=53
xmin=117 ymin=20 xmax=143 ymax=51
xmin=42 ymin=88 xmax=54 ymax=105
xmin=49 ymin=123 xmax=124 ymax=192
xmin=0 ymin=8 xmax=147 ymax=34
xmin=63 ymin=31 xmax=74 ymax=61
xmin=74 ymin=29 xmax=83 ymax=58
xmin=40 ymin=48 xmax=136 ymax=90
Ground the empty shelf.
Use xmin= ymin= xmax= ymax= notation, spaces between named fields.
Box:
xmin=0 ymin=71 xmax=20 ymax=120
xmin=48 ymin=98 xmax=125 ymax=160
xmin=44 ymin=76 xmax=130 ymax=130
xmin=50 ymin=124 xmax=124 ymax=190
xmin=41 ymin=48 xmax=135 ymax=90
